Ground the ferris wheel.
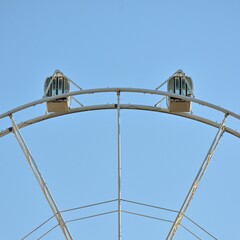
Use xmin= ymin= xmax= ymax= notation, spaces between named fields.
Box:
xmin=1 ymin=70 xmax=239 ymax=240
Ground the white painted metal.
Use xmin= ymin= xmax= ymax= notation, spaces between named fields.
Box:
xmin=71 ymin=96 xmax=84 ymax=107
xmin=154 ymin=97 xmax=166 ymax=107
xmin=1 ymin=104 xmax=239 ymax=139
xmin=10 ymin=116 xmax=74 ymax=240
xmin=166 ymin=114 xmax=228 ymax=240
xmin=0 ymin=87 xmax=239 ymax=239
xmin=155 ymin=79 xmax=169 ymax=91
xmin=65 ymin=76 xmax=83 ymax=91
xmin=1 ymin=88 xmax=240 ymax=120
xmin=117 ymin=92 xmax=122 ymax=240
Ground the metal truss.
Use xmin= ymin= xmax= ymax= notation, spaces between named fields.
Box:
xmin=1 ymin=88 xmax=240 ymax=120
xmin=1 ymin=88 xmax=239 ymax=239
xmin=166 ymin=113 xmax=228 ymax=240
xmin=10 ymin=115 xmax=73 ymax=240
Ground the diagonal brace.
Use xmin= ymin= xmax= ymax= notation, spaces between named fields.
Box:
xmin=10 ymin=115 xmax=73 ymax=240
xmin=166 ymin=113 xmax=228 ymax=240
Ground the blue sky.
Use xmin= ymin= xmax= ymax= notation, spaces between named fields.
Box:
xmin=1 ymin=1 xmax=240 ymax=239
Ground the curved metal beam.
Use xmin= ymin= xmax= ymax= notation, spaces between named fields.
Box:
xmin=1 ymin=104 xmax=239 ymax=139
xmin=0 ymin=88 xmax=240 ymax=120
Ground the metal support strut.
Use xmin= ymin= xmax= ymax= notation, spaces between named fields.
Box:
xmin=10 ymin=115 xmax=73 ymax=240
xmin=166 ymin=113 xmax=228 ymax=240
xmin=117 ymin=92 xmax=122 ymax=240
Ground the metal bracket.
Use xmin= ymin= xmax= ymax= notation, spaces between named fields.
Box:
xmin=71 ymin=96 xmax=84 ymax=107
xmin=154 ymin=96 xmax=166 ymax=107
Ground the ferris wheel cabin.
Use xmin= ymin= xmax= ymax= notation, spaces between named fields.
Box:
xmin=167 ymin=70 xmax=194 ymax=112
xmin=44 ymin=70 xmax=70 ymax=113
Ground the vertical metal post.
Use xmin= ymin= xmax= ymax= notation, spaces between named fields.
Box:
xmin=166 ymin=114 xmax=228 ymax=240
xmin=117 ymin=92 xmax=122 ymax=240
xmin=10 ymin=115 xmax=73 ymax=240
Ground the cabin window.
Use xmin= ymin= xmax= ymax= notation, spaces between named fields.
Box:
xmin=52 ymin=79 xmax=57 ymax=96
xmin=44 ymin=73 xmax=70 ymax=98
xmin=64 ymin=80 xmax=69 ymax=93
xmin=58 ymin=78 xmax=62 ymax=94
xmin=45 ymin=79 xmax=50 ymax=96
xmin=49 ymin=79 xmax=52 ymax=96
xmin=62 ymin=79 xmax=65 ymax=93
xmin=181 ymin=78 xmax=186 ymax=96
xmin=52 ymin=79 xmax=56 ymax=90
xmin=59 ymin=79 xmax=62 ymax=89
xmin=186 ymin=77 xmax=192 ymax=96
xmin=167 ymin=72 xmax=193 ymax=102
xmin=168 ymin=79 xmax=174 ymax=93
xmin=57 ymin=79 xmax=59 ymax=95
xmin=175 ymin=77 xmax=180 ymax=94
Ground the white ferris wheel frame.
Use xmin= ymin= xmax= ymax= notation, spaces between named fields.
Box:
xmin=1 ymin=88 xmax=240 ymax=240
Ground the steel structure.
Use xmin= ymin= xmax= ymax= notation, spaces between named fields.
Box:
xmin=10 ymin=115 xmax=73 ymax=240
xmin=1 ymin=87 xmax=240 ymax=240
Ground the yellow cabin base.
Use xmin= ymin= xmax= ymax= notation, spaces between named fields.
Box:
xmin=47 ymin=101 xmax=69 ymax=113
xmin=169 ymin=100 xmax=192 ymax=112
